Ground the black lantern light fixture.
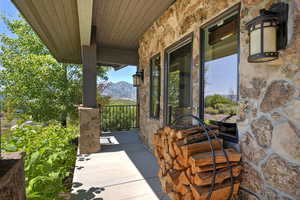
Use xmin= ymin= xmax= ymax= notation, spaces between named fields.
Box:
xmin=246 ymin=3 xmax=289 ymax=63
xmin=133 ymin=69 xmax=144 ymax=87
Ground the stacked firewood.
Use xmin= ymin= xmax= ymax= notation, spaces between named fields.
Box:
xmin=152 ymin=125 xmax=242 ymax=200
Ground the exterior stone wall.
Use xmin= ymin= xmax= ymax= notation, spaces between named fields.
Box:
xmin=79 ymin=106 xmax=101 ymax=154
xmin=138 ymin=0 xmax=300 ymax=199
xmin=0 ymin=152 xmax=26 ymax=200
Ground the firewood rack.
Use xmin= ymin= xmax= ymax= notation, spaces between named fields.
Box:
xmin=172 ymin=114 xmax=260 ymax=200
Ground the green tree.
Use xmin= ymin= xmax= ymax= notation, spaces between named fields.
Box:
xmin=0 ymin=16 xmax=109 ymax=123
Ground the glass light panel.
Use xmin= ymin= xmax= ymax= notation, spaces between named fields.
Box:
xmin=263 ymin=26 xmax=277 ymax=52
xmin=133 ymin=74 xmax=139 ymax=87
xmin=250 ymin=26 xmax=262 ymax=55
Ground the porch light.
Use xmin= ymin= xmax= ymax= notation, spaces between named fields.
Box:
xmin=246 ymin=3 xmax=288 ymax=63
xmin=133 ymin=70 xmax=144 ymax=87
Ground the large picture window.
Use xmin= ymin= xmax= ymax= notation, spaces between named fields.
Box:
xmin=150 ymin=54 xmax=161 ymax=119
xmin=165 ymin=36 xmax=193 ymax=125
xmin=200 ymin=9 xmax=239 ymax=123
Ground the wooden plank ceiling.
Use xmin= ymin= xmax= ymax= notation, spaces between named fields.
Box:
xmin=93 ymin=0 xmax=174 ymax=50
xmin=12 ymin=0 xmax=81 ymax=64
xmin=12 ymin=0 xmax=175 ymax=66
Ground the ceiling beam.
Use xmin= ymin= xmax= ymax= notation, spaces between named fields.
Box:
xmin=77 ymin=0 xmax=93 ymax=46
xmin=97 ymin=47 xmax=138 ymax=66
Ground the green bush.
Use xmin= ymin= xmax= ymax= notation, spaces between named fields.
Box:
xmin=2 ymin=125 xmax=78 ymax=200
xmin=205 ymin=107 xmax=219 ymax=115
xmin=205 ymin=94 xmax=235 ymax=108
xmin=205 ymin=95 xmax=237 ymax=115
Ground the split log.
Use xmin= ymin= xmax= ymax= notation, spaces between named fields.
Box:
xmin=191 ymin=181 xmax=240 ymax=200
xmin=165 ymin=161 xmax=173 ymax=171
xmin=173 ymin=142 xmax=183 ymax=156
xmin=177 ymin=154 xmax=190 ymax=168
xmin=168 ymin=192 xmax=181 ymax=200
xmin=181 ymin=139 xmax=223 ymax=158
xmin=175 ymin=125 xmax=218 ymax=140
xmin=152 ymin=134 xmax=161 ymax=147
xmin=175 ymin=184 xmax=191 ymax=196
xmin=182 ymin=129 xmax=220 ymax=145
xmin=191 ymin=162 xmax=239 ymax=174
xmin=193 ymin=165 xmax=242 ymax=186
xmin=183 ymin=191 xmax=194 ymax=200
xmin=154 ymin=148 xmax=163 ymax=160
xmin=176 ymin=127 xmax=204 ymax=140
xmin=158 ymin=168 xmax=163 ymax=179
xmin=166 ymin=170 xmax=180 ymax=185
xmin=173 ymin=159 xmax=185 ymax=170
xmin=161 ymin=176 xmax=173 ymax=193
xmin=161 ymin=161 xmax=168 ymax=175
xmin=168 ymin=140 xmax=177 ymax=158
xmin=178 ymin=170 xmax=191 ymax=185
xmin=189 ymin=148 xmax=241 ymax=167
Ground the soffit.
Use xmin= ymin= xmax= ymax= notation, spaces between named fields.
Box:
xmin=12 ymin=0 xmax=81 ymax=64
xmin=93 ymin=0 xmax=174 ymax=50
xmin=12 ymin=0 xmax=175 ymax=65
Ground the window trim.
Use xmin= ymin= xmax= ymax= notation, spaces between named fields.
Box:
xmin=199 ymin=4 xmax=241 ymax=121
xmin=149 ymin=53 xmax=161 ymax=120
xmin=163 ymin=33 xmax=194 ymax=125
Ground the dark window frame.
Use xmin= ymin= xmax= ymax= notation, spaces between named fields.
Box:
xmin=199 ymin=4 xmax=241 ymax=120
xmin=149 ymin=53 xmax=161 ymax=119
xmin=163 ymin=33 xmax=194 ymax=125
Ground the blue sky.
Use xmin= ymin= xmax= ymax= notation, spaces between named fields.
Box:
xmin=205 ymin=54 xmax=238 ymax=96
xmin=0 ymin=0 xmax=18 ymax=37
xmin=106 ymin=66 xmax=136 ymax=84
xmin=0 ymin=0 xmax=136 ymax=84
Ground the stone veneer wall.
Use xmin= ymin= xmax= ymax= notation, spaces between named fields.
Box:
xmin=0 ymin=152 xmax=26 ymax=200
xmin=138 ymin=0 xmax=300 ymax=199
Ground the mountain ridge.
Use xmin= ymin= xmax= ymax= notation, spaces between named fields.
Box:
xmin=101 ymin=81 xmax=137 ymax=101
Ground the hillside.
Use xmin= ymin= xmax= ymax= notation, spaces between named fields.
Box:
xmin=101 ymin=81 xmax=137 ymax=101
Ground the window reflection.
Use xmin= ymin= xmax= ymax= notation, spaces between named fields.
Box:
xmin=203 ymin=13 xmax=239 ymax=123
xmin=167 ymin=43 xmax=192 ymax=124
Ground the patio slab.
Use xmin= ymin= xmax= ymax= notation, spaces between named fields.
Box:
xmin=71 ymin=130 xmax=170 ymax=200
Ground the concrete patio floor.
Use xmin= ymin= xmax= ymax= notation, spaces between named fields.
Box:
xmin=71 ymin=130 xmax=170 ymax=200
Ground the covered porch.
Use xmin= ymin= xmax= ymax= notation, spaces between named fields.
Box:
xmin=71 ymin=130 xmax=170 ymax=200
xmin=11 ymin=0 xmax=176 ymax=154
xmin=8 ymin=0 xmax=300 ymax=200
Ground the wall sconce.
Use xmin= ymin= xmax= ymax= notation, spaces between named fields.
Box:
xmin=246 ymin=3 xmax=288 ymax=63
xmin=133 ymin=69 xmax=144 ymax=87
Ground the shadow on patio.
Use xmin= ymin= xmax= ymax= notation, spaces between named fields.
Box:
xmin=71 ymin=130 xmax=170 ymax=200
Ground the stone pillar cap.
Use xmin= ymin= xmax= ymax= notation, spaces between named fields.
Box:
xmin=0 ymin=152 xmax=26 ymax=160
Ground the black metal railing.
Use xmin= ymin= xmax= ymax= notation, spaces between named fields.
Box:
xmin=100 ymin=104 xmax=139 ymax=131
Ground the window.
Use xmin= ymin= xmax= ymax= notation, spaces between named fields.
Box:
xmin=200 ymin=9 xmax=239 ymax=123
xmin=150 ymin=54 xmax=161 ymax=119
xmin=165 ymin=36 xmax=193 ymax=125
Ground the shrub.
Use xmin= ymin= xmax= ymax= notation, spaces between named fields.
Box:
xmin=205 ymin=107 xmax=219 ymax=115
xmin=2 ymin=125 xmax=78 ymax=200
xmin=205 ymin=94 xmax=236 ymax=108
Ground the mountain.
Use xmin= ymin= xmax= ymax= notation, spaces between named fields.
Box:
xmin=101 ymin=81 xmax=137 ymax=101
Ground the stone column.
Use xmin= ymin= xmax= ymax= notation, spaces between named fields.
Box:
xmin=0 ymin=152 xmax=26 ymax=200
xmin=79 ymin=106 xmax=101 ymax=154
xmin=79 ymin=30 xmax=101 ymax=154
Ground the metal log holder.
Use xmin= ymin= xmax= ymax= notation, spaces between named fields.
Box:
xmin=172 ymin=114 xmax=261 ymax=200
xmin=172 ymin=114 xmax=234 ymax=200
